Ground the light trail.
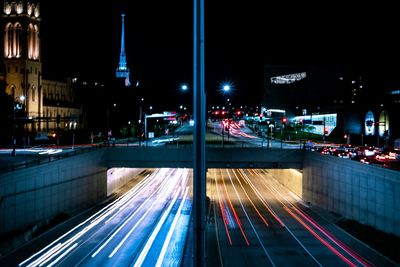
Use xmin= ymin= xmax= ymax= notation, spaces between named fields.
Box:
xmin=284 ymin=206 xmax=357 ymax=267
xmin=219 ymin=169 xmax=250 ymax=245
xmin=91 ymin=174 xmax=169 ymax=258
xmin=257 ymin=169 xmax=370 ymax=265
xmin=225 ymin=169 xmax=274 ymax=265
xmin=238 ymin=169 xmax=285 ymax=227
xmin=155 ymin=187 xmax=189 ymax=267
xmin=232 ymin=169 xmax=269 ymax=227
xmin=90 ymin=172 xmax=154 ymax=225
xmin=292 ymin=206 xmax=373 ymax=267
xmin=256 ymin=169 xmax=362 ymax=266
xmin=133 ymin=187 xmax=182 ymax=267
xmin=46 ymin=243 xmax=78 ymax=267
xmin=213 ymin=169 xmax=232 ymax=245
xmin=240 ymin=169 xmax=322 ymax=266
xmin=108 ymin=170 xmax=183 ymax=258
xmin=20 ymin=169 xmax=162 ymax=266
xmin=212 ymin=185 xmax=225 ymax=266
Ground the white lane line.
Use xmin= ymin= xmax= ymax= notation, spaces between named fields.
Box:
xmin=155 ymin=187 xmax=189 ymax=267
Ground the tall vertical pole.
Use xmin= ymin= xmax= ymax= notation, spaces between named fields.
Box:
xmin=144 ymin=114 xmax=148 ymax=146
xmin=193 ymin=0 xmax=206 ymax=265
xmin=11 ymin=86 xmax=16 ymax=156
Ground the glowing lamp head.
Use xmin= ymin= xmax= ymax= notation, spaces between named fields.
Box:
xmin=223 ymin=85 xmax=230 ymax=92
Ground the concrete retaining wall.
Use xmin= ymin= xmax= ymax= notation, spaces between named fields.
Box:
xmin=0 ymin=150 xmax=108 ymax=235
xmin=303 ymin=151 xmax=400 ymax=236
xmin=267 ymin=169 xmax=303 ymax=198
xmin=106 ymin=168 xmax=145 ymax=196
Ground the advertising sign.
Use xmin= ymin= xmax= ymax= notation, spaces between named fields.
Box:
xmin=378 ymin=110 xmax=389 ymax=137
xmin=365 ymin=111 xmax=375 ymax=136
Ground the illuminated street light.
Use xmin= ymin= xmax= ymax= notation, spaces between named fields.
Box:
xmin=181 ymin=84 xmax=188 ymax=91
xmin=11 ymin=84 xmax=25 ymax=156
xmin=223 ymin=85 xmax=230 ymax=92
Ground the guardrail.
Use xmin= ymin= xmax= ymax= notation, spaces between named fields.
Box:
xmin=0 ymin=145 xmax=103 ymax=174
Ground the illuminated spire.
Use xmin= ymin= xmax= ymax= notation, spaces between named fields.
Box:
xmin=116 ymin=13 xmax=131 ymax=86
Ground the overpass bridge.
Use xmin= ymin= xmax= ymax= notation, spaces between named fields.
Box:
xmin=104 ymin=147 xmax=304 ymax=169
xmin=1 ymin=146 xmax=399 ymax=242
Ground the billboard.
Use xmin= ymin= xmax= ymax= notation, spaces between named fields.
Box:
xmin=378 ymin=110 xmax=389 ymax=137
xmin=364 ymin=111 xmax=375 ymax=136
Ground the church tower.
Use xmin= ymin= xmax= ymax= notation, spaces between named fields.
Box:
xmin=116 ymin=13 xmax=131 ymax=87
xmin=2 ymin=1 xmax=42 ymax=129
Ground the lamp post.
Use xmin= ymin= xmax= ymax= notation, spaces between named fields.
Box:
xmin=11 ymin=84 xmax=25 ymax=156
xmin=222 ymin=84 xmax=231 ymax=111
xmin=180 ymin=84 xmax=189 ymax=123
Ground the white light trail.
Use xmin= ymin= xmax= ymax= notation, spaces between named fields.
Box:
xmin=155 ymin=186 xmax=189 ymax=267
xmin=20 ymin=171 xmax=155 ymax=266
xmin=133 ymin=188 xmax=181 ymax=267
xmin=46 ymin=243 xmax=78 ymax=267
xmin=92 ymin=174 xmax=170 ymax=258
xmin=109 ymin=169 xmax=183 ymax=258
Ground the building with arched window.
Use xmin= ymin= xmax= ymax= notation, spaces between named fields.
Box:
xmin=0 ymin=1 xmax=82 ymax=137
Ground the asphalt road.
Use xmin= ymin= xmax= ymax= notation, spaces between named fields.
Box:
xmin=1 ymin=167 xmax=397 ymax=266
xmin=0 ymin=168 xmax=191 ymax=267
xmin=206 ymin=168 xmax=397 ymax=267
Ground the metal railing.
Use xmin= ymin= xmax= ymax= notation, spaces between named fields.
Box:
xmin=0 ymin=145 xmax=103 ymax=174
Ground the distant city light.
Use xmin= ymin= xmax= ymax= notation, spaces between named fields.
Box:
xmin=390 ymin=90 xmax=400 ymax=95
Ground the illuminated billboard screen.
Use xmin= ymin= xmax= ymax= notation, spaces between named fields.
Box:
xmin=364 ymin=111 xmax=375 ymax=136
xmin=378 ymin=110 xmax=389 ymax=137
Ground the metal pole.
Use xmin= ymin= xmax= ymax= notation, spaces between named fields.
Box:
xmin=11 ymin=86 xmax=16 ymax=156
xmin=193 ymin=0 xmax=206 ymax=265
xmin=144 ymin=114 xmax=147 ymax=147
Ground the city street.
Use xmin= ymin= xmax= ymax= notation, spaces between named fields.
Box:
xmin=0 ymin=168 xmax=191 ymax=267
xmin=206 ymin=168 xmax=396 ymax=266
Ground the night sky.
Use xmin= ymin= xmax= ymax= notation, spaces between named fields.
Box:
xmin=39 ymin=0 xmax=400 ymax=109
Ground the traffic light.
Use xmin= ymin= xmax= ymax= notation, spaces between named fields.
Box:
xmin=281 ymin=117 xmax=287 ymax=124
xmin=324 ymin=126 xmax=328 ymax=135
xmin=299 ymin=118 xmax=303 ymax=125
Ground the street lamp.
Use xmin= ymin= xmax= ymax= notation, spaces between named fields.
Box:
xmin=179 ymin=84 xmax=190 ymax=115
xmin=11 ymin=85 xmax=25 ymax=156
